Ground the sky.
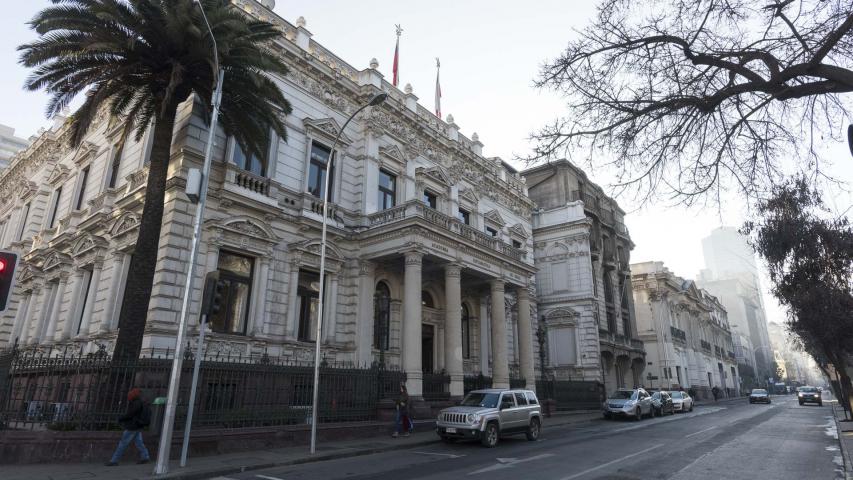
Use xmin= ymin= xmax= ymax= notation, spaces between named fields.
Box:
xmin=2 ymin=0 xmax=852 ymax=326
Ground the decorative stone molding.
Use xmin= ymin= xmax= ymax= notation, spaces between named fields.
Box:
xmin=303 ymin=117 xmax=354 ymax=145
xmin=509 ymin=223 xmax=529 ymax=239
xmin=483 ymin=209 xmax=507 ymax=227
xmin=110 ymin=211 xmax=140 ymax=238
xmin=378 ymin=145 xmax=406 ymax=164
xmin=46 ymin=164 xmax=70 ymax=186
xmin=72 ymin=141 xmax=99 ymax=165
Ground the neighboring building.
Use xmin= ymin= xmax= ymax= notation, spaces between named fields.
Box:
xmin=767 ymin=321 xmax=822 ymax=386
xmin=0 ymin=124 xmax=30 ymax=170
xmin=698 ymin=227 xmax=774 ymax=384
xmin=523 ymin=160 xmax=645 ymax=394
xmin=0 ymin=1 xmax=540 ymax=400
xmin=631 ymin=262 xmax=740 ymax=399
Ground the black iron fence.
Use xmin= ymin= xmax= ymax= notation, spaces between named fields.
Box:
xmin=462 ymin=373 xmax=527 ymax=394
xmin=0 ymin=348 xmax=405 ymax=431
xmin=536 ymin=379 xmax=603 ymax=410
xmin=422 ymin=372 xmax=450 ymax=401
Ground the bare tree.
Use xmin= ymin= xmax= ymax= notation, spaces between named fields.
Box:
xmin=531 ymin=0 xmax=853 ymax=205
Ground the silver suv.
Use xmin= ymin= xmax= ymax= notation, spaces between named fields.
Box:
xmin=435 ymin=388 xmax=542 ymax=448
xmin=602 ymin=388 xmax=654 ymax=420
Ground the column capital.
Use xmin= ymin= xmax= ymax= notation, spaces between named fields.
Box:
xmin=444 ymin=263 xmax=462 ymax=278
xmin=516 ymin=285 xmax=530 ymax=300
xmin=358 ymin=260 xmax=375 ymax=276
xmin=490 ymin=278 xmax=505 ymax=292
xmin=404 ymin=250 xmax=423 ymax=266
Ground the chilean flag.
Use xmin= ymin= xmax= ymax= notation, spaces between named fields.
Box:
xmin=435 ymin=58 xmax=442 ymax=118
xmin=392 ymin=25 xmax=401 ymax=87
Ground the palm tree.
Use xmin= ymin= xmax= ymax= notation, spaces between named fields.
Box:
xmin=19 ymin=0 xmax=291 ymax=360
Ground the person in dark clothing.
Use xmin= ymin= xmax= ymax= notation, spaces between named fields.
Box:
xmin=392 ymin=384 xmax=413 ymax=438
xmin=712 ymin=386 xmax=720 ymax=402
xmin=105 ymin=388 xmax=151 ymax=466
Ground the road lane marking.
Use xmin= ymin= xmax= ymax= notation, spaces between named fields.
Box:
xmin=468 ymin=453 xmax=555 ymax=475
xmin=557 ymin=444 xmax=664 ymax=480
xmin=411 ymin=451 xmax=466 ymax=458
xmin=685 ymin=426 xmax=717 ymax=438
xmin=256 ymin=475 xmax=285 ymax=480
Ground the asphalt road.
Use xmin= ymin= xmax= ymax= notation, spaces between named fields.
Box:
xmin=222 ymin=395 xmax=844 ymax=480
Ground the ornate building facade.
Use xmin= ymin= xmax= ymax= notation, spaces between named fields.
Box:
xmin=0 ymin=0 xmax=539 ymax=399
xmin=523 ymin=160 xmax=645 ymax=394
xmin=631 ymin=261 xmax=740 ymax=399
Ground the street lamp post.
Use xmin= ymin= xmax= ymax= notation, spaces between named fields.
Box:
xmin=153 ymin=1 xmax=222 ymax=475
xmin=309 ymin=92 xmax=387 ymax=454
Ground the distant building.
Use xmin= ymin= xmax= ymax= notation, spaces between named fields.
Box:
xmin=632 ymin=261 xmax=740 ymax=399
xmin=698 ymin=227 xmax=774 ymax=385
xmin=0 ymin=124 xmax=29 ymax=170
xmin=523 ymin=160 xmax=645 ymax=394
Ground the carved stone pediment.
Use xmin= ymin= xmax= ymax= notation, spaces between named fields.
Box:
xmin=483 ymin=209 xmax=507 ymax=227
xmin=509 ymin=223 xmax=529 ymax=239
xmin=378 ymin=144 xmax=406 ymax=163
xmin=110 ymin=212 xmax=140 ymax=238
xmin=417 ymin=166 xmax=453 ymax=188
xmin=216 ymin=216 xmax=277 ymax=242
xmin=303 ymin=117 xmax=353 ymax=145
xmin=17 ymin=181 xmax=38 ymax=200
xmin=42 ymin=252 xmax=71 ymax=271
xmin=290 ymin=239 xmax=344 ymax=263
xmin=46 ymin=164 xmax=70 ymax=186
xmin=19 ymin=264 xmax=38 ymax=283
xmin=459 ymin=187 xmax=479 ymax=206
xmin=72 ymin=141 xmax=99 ymax=165
xmin=71 ymin=234 xmax=107 ymax=256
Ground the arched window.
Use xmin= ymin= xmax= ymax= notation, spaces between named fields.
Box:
xmin=461 ymin=303 xmax=471 ymax=359
xmin=373 ymin=282 xmax=391 ymax=351
xmin=421 ymin=290 xmax=434 ymax=308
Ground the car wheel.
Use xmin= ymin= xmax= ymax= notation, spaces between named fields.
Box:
xmin=526 ymin=418 xmax=541 ymax=441
xmin=799 ymin=401 xmax=804 ymax=406
xmin=603 ymin=412 xmax=612 ymax=420
xmin=689 ymin=403 xmax=694 ymax=412
xmin=818 ymin=402 xmax=823 ymax=407
xmin=481 ymin=422 xmax=499 ymax=448
xmin=635 ymin=408 xmax=642 ymax=421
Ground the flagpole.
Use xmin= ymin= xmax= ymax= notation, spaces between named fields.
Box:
xmin=392 ymin=24 xmax=402 ymax=87
xmin=435 ymin=57 xmax=442 ymax=119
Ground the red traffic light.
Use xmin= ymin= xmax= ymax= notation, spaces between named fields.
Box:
xmin=0 ymin=260 xmax=6 ymax=273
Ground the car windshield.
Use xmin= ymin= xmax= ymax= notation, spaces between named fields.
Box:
xmin=671 ymin=392 xmax=683 ymax=399
xmin=752 ymin=389 xmax=768 ymax=395
xmin=652 ymin=392 xmax=661 ymax=399
xmin=800 ymin=387 xmax=818 ymax=393
xmin=460 ymin=392 xmax=500 ymax=408
xmin=608 ymin=390 xmax=636 ymax=400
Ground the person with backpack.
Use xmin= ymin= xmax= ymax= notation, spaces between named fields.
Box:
xmin=105 ymin=387 xmax=151 ymax=466
xmin=392 ymin=383 xmax=413 ymax=438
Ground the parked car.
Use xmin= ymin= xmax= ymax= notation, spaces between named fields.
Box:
xmin=651 ymin=390 xmax=674 ymax=417
xmin=602 ymin=388 xmax=654 ymax=420
xmin=435 ymin=389 xmax=542 ymax=448
xmin=670 ymin=391 xmax=694 ymax=412
xmin=749 ymin=388 xmax=771 ymax=404
xmin=798 ymin=386 xmax=822 ymax=406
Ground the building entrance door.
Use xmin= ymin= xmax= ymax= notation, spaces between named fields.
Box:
xmin=422 ymin=324 xmax=434 ymax=373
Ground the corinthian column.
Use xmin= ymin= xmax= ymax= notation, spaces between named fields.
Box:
xmin=490 ymin=279 xmax=509 ymax=389
xmin=444 ymin=263 xmax=463 ymax=397
xmin=516 ymin=285 xmax=535 ymax=389
xmin=403 ymin=250 xmax=423 ymax=397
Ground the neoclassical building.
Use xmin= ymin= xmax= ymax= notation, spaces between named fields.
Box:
xmin=631 ymin=261 xmax=740 ymax=398
xmin=0 ymin=0 xmax=539 ymax=399
xmin=523 ymin=160 xmax=645 ymax=393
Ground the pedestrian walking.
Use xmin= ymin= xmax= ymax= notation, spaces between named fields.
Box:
xmin=712 ymin=386 xmax=720 ymax=402
xmin=392 ymin=383 xmax=413 ymax=438
xmin=105 ymin=388 xmax=151 ymax=466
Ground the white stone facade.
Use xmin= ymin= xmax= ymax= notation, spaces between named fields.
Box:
xmin=523 ymin=160 xmax=645 ymax=393
xmin=0 ymin=0 xmax=539 ymax=398
xmin=632 ymin=262 xmax=740 ymax=399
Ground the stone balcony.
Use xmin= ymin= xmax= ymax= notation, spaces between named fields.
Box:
xmin=366 ymin=200 xmax=526 ymax=263
xmin=599 ymin=329 xmax=645 ymax=353
xmin=670 ymin=326 xmax=687 ymax=343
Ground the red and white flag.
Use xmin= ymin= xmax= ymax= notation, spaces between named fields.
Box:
xmin=392 ymin=25 xmax=402 ymax=87
xmin=435 ymin=58 xmax=442 ymax=118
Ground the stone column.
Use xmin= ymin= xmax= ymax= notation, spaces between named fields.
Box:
xmin=251 ymin=258 xmax=271 ymax=335
xmin=356 ymin=261 xmax=375 ymax=365
xmin=100 ymin=253 xmax=126 ymax=333
xmin=60 ymin=270 xmax=86 ymax=341
xmin=516 ymin=285 xmax=535 ymax=389
xmin=490 ymin=279 xmax=509 ymax=388
xmin=403 ymin=251 xmax=423 ymax=397
xmin=23 ymin=286 xmax=44 ymax=344
xmin=45 ymin=275 xmax=69 ymax=342
xmin=479 ymin=296 xmax=490 ymax=374
xmin=444 ymin=263 xmax=464 ymax=397
xmin=10 ymin=293 xmax=31 ymax=345
xmin=285 ymin=258 xmax=301 ymax=339
xmin=79 ymin=263 xmax=103 ymax=337
xmin=324 ymin=273 xmax=339 ymax=343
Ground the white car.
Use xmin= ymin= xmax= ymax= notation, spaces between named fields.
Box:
xmin=602 ymin=388 xmax=654 ymax=420
xmin=670 ymin=391 xmax=694 ymax=412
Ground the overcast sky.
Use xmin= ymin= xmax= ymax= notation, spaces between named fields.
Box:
xmin=2 ymin=0 xmax=852 ymax=326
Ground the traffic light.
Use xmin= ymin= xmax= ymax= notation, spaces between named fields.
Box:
xmin=0 ymin=251 xmax=19 ymax=313
xmin=200 ymin=271 xmax=227 ymax=319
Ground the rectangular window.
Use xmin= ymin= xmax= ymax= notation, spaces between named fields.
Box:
xmin=485 ymin=226 xmax=498 ymax=237
xmin=307 ymin=142 xmax=334 ymax=201
xmin=297 ymin=269 xmax=322 ymax=342
xmin=457 ymin=208 xmax=470 ymax=225
xmin=233 ymin=134 xmax=269 ymax=177
xmin=107 ymin=143 xmax=123 ymax=188
xmin=209 ymin=251 xmax=254 ymax=335
xmin=76 ymin=270 xmax=93 ymax=335
xmin=377 ymin=169 xmax=396 ymax=210
xmin=48 ymin=187 xmax=62 ymax=229
xmin=16 ymin=203 xmax=30 ymax=241
xmin=512 ymin=239 xmax=522 ymax=249
xmin=75 ymin=166 xmax=90 ymax=210
xmin=422 ymin=190 xmax=437 ymax=209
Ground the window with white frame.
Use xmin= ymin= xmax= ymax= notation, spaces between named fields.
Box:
xmin=75 ymin=269 xmax=94 ymax=335
xmin=107 ymin=143 xmax=124 ymax=189
xmin=377 ymin=169 xmax=396 ymax=210
xmin=307 ymin=141 xmax=334 ymax=201
xmin=47 ymin=187 xmax=62 ymax=229
xmin=209 ymin=251 xmax=254 ymax=335
xmin=233 ymin=133 xmax=270 ymax=177
xmin=75 ymin=166 xmax=90 ymax=210
xmin=16 ymin=202 xmax=30 ymax=241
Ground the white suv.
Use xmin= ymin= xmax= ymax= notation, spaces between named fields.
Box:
xmin=435 ymin=389 xmax=542 ymax=448
xmin=602 ymin=388 xmax=654 ymax=420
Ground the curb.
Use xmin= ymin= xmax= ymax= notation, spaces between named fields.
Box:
xmin=832 ymin=403 xmax=853 ymax=480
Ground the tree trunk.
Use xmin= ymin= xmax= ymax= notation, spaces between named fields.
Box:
xmin=112 ymin=105 xmax=179 ymax=361
xmin=837 ymin=361 xmax=853 ymax=420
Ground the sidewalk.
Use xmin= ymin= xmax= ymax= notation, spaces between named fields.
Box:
xmin=3 ymin=411 xmax=600 ymax=480
xmin=832 ymin=402 xmax=853 ymax=480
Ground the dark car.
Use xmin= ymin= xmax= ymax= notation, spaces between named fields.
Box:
xmin=749 ymin=388 xmax=771 ymax=404
xmin=798 ymin=386 xmax=823 ymax=406
xmin=651 ymin=391 xmax=674 ymax=417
